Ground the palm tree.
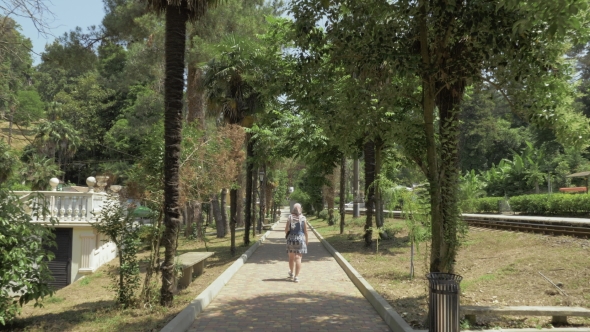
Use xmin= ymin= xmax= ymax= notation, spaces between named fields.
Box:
xmin=32 ymin=120 xmax=80 ymax=178
xmin=22 ymin=154 xmax=63 ymax=190
xmin=202 ymin=37 xmax=265 ymax=253
xmin=144 ymin=0 xmax=219 ymax=307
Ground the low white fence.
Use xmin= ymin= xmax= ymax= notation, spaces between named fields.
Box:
xmin=14 ymin=191 xmax=108 ymax=223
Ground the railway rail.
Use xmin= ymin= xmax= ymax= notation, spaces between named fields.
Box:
xmin=343 ymin=209 xmax=590 ymax=238
xmin=462 ymin=216 xmax=590 ymax=238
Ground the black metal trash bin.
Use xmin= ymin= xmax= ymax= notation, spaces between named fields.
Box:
xmin=426 ymin=272 xmax=463 ymax=332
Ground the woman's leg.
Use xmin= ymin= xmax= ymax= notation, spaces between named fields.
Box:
xmin=288 ymin=252 xmax=295 ymax=274
xmin=294 ymin=253 xmax=302 ymax=277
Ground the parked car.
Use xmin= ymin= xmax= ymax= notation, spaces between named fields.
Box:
xmin=345 ymin=202 xmax=367 ymax=209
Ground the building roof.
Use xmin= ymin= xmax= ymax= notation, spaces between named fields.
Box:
xmin=566 ymin=171 xmax=590 ymax=178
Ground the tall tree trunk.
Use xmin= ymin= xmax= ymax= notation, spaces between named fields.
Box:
xmin=237 ymin=169 xmax=245 ymax=227
xmin=324 ymin=168 xmax=336 ymax=226
xmin=182 ymin=202 xmax=189 ymax=237
xmin=211 ymin=193 xmax=223 ymax=238
xmin=160 ymin=2 xmax=187 ymax=307
xmin=374 ymin=138 xmax=384 ymax=228
xmin=184 ymin=201 xmax=203 ymax=241
xmin=244 ymin=134 xmax=254 ymax=245
xmin=265 ymin=176 xmax=272 ymax=219
xmin=194 ymin=202 xmax=204 ymax=242
xmin=252 ymin=165 xmax=258 ymax=237
xmin=353 ymin=158 xmax=360 ymax=217
xmin=374 ymin=138 xmax=388 ymax=241
xmin=186 ymin=66 xmax=205 ymax=129
xmin=205 ymin=203 xmax=211 ymax=226
xmin=221 ymin=188 xmax=228 ymax=237
xmin=339 ymin=156 xmax=346 ymax=234
xmin=8 ymin=105 xmax=13 ymax=146
xmin=418 ymin=0 xmax=443 ymax=275
xmin=230 ymin=188 xmax=238 ymax=254
xmin=433 ymin=77 xmax=465 ymax=274
xmin=258 ymin=166 xmax=265 ymax=233
xmin=363 ymin=140 xmax=375 ymax=247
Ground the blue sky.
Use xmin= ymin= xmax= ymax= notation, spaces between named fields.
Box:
xmin=14 ymin=0 xmax=106 ymax=64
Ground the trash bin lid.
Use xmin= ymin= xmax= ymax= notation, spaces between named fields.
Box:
xmin=425 ymin=272 xmax=463 ymax=282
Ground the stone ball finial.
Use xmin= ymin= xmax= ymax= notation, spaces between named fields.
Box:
xmin=86 ymin=176 xmax=97 ymax=193
xmin=49 ymin=178 xmax=60 ymax=191
xmin=110 ymin=185 xmax=122 ymax=194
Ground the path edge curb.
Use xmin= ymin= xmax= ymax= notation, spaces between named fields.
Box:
xmin=160 ymin=218 xmax=283 ymax=332
xmin=307 ymin=222 xmax=414 ymax=332
xmin=422 ymin=329 xmax=590 ymax=332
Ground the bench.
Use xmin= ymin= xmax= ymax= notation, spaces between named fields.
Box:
xmin=559 ymin=187 xmax=587 ymax=193
xmin=176 ymin=252 xmax=215 ymax=290
xmin=462 ymin=305 xmax=590 ymax=325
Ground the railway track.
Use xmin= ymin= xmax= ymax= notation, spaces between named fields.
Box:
xmin=343 ymin=209 xmax=590 ymax=238
xmin=462 ymin=217 xmax=590 ymax=238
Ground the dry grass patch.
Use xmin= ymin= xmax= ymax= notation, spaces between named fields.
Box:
xmin=309 ymin=215 xmax=590 ymax=330
xmin=0 ymin=121 xmax=35 ymax=151
xmin=4 ymin=228 xmax=264 ymax=332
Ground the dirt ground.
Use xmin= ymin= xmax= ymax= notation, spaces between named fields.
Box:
xmin=308 ymin=215 xmax=590 ymax=330
xmin=4 ymin=228 xmax=263 ymax=332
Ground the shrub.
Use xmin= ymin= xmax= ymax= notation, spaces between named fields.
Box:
xmin=467 ymin=193 xmax=590 ymax=216
xmin=137 ymin=225 xmax=156 ymax=249
xmin=510 ymin=193 xmax=590 ymax=216
xmin=350 ymin=216 xmax=365 ymax=227
xmin=1 ymin=191 xmax=56 ymax=325
xmin=92 ymin=198 xmax=141 ymax=308
xmin=317 ymin=209 xmax=340 ymax=226
xmin=382 ymin=224 xmax=404 ymax=238
xmin=464 ymin=197 xmax=503 ymax=213
xmin=332 ymin=210 xmax=341 ymax=223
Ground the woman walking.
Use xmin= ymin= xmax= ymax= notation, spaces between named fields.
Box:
xmin=285 ymin=203 xmax=308 ymax=282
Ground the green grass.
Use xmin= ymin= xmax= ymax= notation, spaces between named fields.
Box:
xmin=461 ymin=273 xmax=496 ymax=291
xmin=78 ymin=272 xmax=104 ymax=286
xmin=479 ymin=274 xmax=496 ymax=282
xmin=498 ymin=263 xmax=517 ymax=275
xmin=43 ymin=296 xmax=65 ymax=304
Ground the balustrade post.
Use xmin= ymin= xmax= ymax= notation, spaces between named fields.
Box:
xmin=81 ymin=196 xmax=87 ymax=221
xmin=65 ymin=196 xmax=71 ymax=220
xmin=73 ymin=196 xmax=79 ymax=221
xmin=59 ymin=196 xmax=65 ymax=218
xmin=88 ymin=193 xmax=94 ymax=220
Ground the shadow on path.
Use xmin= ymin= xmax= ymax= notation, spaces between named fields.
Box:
xmin=191 ymin=293 xmax=390 ymax=332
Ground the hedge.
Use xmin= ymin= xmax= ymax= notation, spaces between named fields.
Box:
xmin=465 ymin=193 xmax=590 ymax=216
xmin=462 ymin=197 xmax=503 ymax=214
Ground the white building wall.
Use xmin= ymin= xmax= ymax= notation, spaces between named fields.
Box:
xmin=71 ymin=227 xmax=117 ymax=282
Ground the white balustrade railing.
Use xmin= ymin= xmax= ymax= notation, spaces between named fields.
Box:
xmin=13 ymin=191 xmax=108 ymax=223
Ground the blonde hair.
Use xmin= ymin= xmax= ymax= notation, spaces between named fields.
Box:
xmin=291 ymin=203 xmax=302 ymax=216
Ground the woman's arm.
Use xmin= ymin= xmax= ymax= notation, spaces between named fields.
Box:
xmin=285 ymin=215 xmax=290 ymax=235
xmin=303 ymin=219 xmax=309 ymax=245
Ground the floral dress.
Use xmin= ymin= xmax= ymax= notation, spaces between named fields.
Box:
xmin=286 ymin=214 xmax=307 ymax=254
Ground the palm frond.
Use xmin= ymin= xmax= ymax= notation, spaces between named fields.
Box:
xmin=145 ymin=0 xmax=221 ymax=21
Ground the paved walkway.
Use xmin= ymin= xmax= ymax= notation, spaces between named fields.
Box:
xmin=189 ymin=209 xmax=391 ymax=332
